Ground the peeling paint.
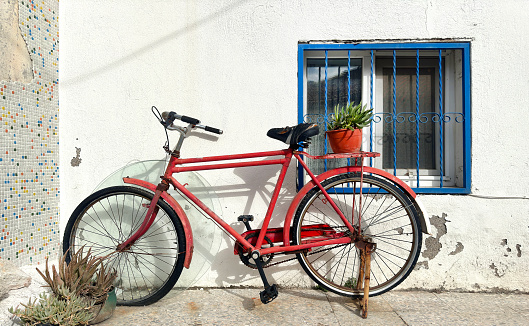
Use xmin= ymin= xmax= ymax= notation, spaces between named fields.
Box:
xmin=71 ymin=147 xmax=82 ymax=167
xmin=0 ymin=1 xmax=33 ymax=82
xmin=449 ymin=242 xmax=464 ymax=255
xmin=489 ymin=263 xmax=506 ymax=278
xmin=414 ymin=261 xmax=429 ymax=270
xmin=422 ymin=214 xmax=449 ymax=260
xmin=500 ymin=239 xmax=508 ymax=246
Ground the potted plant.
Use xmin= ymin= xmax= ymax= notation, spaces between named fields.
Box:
xmin=9 ymin=247 xmax=117 ymax=326
xmin=326 ymin=102 xmax=373 ymax=153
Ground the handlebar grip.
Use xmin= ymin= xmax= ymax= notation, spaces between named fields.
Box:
xmin=181 ymin=115 xmax=200 ymax=125
xmin=205 ymin=126 xmax=223 ymax=134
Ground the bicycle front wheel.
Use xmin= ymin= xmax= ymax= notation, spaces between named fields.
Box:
xmin=63 ymin=186 xmax=186 ymax=306
xmin=292 ymin=173 xmax=422 ymax=297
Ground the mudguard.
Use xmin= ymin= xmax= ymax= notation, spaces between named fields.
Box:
xmin=123 ymin=177 xmax=194 ymax=269
xmin=283 ymin=166 xmax=431 ymax=244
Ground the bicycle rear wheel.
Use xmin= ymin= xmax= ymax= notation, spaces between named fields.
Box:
xmin=63 ymin=186 xmax=186 ymax=306
xmin=292 ymin=173 xmax=421 ymax=297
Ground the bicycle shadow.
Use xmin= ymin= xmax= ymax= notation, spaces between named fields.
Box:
xmin=196 ymin=157 xmax=310 ymax=287
xmin=219 ymin=287 xmax=368 ymax=319
xmin=97 ymin=153 xmax=311 ymax=289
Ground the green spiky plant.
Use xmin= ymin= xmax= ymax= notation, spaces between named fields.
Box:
xmin=9 ymin=247 xmax=117 ymax=326
xmin=327 ymin=103 xmax=373 ymax=131
xmin=37 ymin=247 xmax=117 ymax=305
xmin=9 ymin=287 xmax=95 ymax=326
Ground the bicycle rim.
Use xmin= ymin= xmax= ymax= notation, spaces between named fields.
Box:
xmin=293 ymin=173 xmax=421 ymax=297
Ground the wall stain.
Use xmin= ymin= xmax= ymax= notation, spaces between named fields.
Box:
xmin=489 ymin=263 xmax=505 ymax=278
xmin=516 ymin=244 xmax=522 ymax=257
xmin=71 ymin=147 xmax=82 ymax=167
xmin=414 ymin=261 xmax=429 ymax=270
xmin=449 ymin=242 xmax=464 ymax=256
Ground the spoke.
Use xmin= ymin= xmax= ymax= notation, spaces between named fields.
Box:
xmin=76 ymin=224 xmax=119 ymax=244
xmin=130 ymin=246 xmax=177 ymax=267
xmin=370 ymin=223 xmax=414 ymax=237
xmin=123 ymin=253 xmax=140 ymax=299
xmin=130 ymin=198 xmax=148 ymax=238
xmin=375 ymin=248 xmax=407 ymax=265
xmin=129 ymin=252 xmax=154 ymax=294
xmin=102 ymin=197 xmax=125 ymax=240
xmin=331 ymin=242 xmax=351 ymax=283
xmin=371 ymin=234 xmax=413 ymax=244
xmin=83 ymin=210 xmax=120 ymax=244
xmin=313 ymin=244 xmax=349 ymax=276
xmin=340 ymin=243 xmax=352 ymax=287
xmin=360 ymin=187 xmax=382 ymax=218
xmin=366 ymin=201 xmax=413 ymax=229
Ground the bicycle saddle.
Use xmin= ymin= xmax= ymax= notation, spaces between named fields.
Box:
xmin=267 ymin=123 xmax=319 ymax=147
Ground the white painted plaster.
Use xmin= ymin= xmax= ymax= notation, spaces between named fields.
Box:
xmin=60 ymin=1 xmax=529 ymax=291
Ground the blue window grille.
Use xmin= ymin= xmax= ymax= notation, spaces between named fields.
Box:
xmin=298 ymin=42 xmax=471 ymax=194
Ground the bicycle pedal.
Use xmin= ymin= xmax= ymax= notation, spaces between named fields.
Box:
xmin=259 ymin=284 xmax=278 ymax=304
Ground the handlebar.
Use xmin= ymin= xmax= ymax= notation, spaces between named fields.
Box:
xmin=161 ymin=111 xmax=223 ymax=135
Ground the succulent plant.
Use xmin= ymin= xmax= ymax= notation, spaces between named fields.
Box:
xmin=327 ymin=103 xmax=373 ymax=131
xmin=9 ymin=247 xmax=118 ymax=325
xmin=9 ymin=287 xmax=95 ymax=326
xmin=36 ymin=246 xmax=117 ymax=305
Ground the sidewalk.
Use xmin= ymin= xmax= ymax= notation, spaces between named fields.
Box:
xmin=99 ymin=288 xmax=529 ymax=326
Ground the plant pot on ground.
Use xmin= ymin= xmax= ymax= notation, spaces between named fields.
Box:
xmin=326 ymin=102 xmax=373 ymax=153
xmin=9 ymin=247 xmax=117 ymax=326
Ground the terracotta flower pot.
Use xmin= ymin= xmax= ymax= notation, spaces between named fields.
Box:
xmin=326 ymin=128 xmax=362 ymax=153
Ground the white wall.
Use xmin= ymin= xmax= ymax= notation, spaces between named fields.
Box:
xmin=60 ymin=0 xmax=529 ymax=291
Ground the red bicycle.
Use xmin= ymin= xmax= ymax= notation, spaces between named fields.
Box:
xmin=63 ymin=107 xmax=427 ymax=316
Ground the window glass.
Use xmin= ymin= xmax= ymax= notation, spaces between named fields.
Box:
xmin=379 ymin=62 xmax=437 ymax=170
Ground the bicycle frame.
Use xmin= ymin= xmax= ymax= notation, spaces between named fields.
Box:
xmin=118 ymin=147 xmax=382 ymax=261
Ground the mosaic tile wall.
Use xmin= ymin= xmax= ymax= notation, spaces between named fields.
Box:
xmin=0 ymin=0 xmax=59 ymax=266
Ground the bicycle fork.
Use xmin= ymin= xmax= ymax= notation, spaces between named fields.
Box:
xmin=116 ymin=181 xmax=168 ymax=252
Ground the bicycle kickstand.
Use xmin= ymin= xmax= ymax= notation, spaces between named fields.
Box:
xmin=356 ymin=239 xmax=376 ymax=319
xmin=252 ymin=252 xmax=278 ymax=304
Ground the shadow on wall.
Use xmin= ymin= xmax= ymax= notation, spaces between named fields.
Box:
xmin=90 ymin=157 xmax=304 ymax=288
xmin=62 ymin=0 xmax=247 ymax=87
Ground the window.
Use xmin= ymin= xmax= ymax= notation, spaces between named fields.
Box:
xmin=298 ymin=43 xmax=471 ymax=194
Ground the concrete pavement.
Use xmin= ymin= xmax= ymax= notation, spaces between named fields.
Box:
xmin=98 ymin=288 xmax=529 ymax=326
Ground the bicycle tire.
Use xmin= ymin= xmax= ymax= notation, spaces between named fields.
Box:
xmin=292 ymin=173 xmax=422 ymax=297
xmin=63 ymin=186 xmax=186 ymax=306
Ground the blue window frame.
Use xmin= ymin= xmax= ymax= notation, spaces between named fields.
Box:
xmin=298 ymin=42 xmax=471 ymax=194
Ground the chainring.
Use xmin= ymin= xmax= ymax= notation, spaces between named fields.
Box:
xmin=237 ymin=233 xmax=274 ymax=269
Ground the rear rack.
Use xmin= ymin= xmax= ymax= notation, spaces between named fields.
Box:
xmin=295 ymin=151 xmax=380 ymax=160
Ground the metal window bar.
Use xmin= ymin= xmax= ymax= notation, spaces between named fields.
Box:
xmin=392 ymin=50 xmax=397 ymax=176
xmin=438 ymin=49 xmax=444 ymax=188
xmin=298 ymin=42 xmax=471 ymax=194
xmin=415 ymin=50 xmax=420 ymax=188
xmin=369 ymin=50 xmax=374 ymax=168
